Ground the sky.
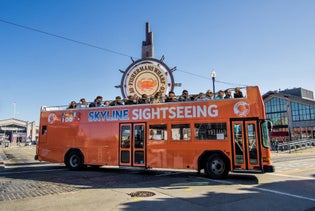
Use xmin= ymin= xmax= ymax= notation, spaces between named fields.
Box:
xmin=0 ymin=0 xmax=314 ymax=124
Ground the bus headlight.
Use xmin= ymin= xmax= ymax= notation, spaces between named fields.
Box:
xmin=263 ymin=157 xmax=271 ymax=162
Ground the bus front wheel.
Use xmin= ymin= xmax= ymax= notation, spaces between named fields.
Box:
xmin=205 ymin=154 xmax=229 ymax=179
xmin=65 ymin=150 xmax=85 ymax=170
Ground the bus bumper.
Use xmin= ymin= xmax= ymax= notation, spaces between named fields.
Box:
xmin=263 ymin=165 xmax=275 ymax=173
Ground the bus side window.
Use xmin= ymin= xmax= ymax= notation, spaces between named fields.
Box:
xmin=171 ymin=124 xmax=191 ymax=141
xmin=41 ymin=125 xmax=47 ymax=135
xmin=149 ymin=124 xmax=167 ymax=140
xmin=121 ymin=125 xmax=130 ymax=148
xmin=194 ymin=123 xmax=227 ymax=140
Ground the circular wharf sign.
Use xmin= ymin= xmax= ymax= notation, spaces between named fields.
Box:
xmin=120 ymin=58 xmax=175 ymax=98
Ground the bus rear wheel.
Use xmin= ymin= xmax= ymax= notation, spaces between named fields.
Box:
xmin=65 ymin=150 xmax=85 ymax=170
xmin=205 ymin=154 xmax=229 ymax=179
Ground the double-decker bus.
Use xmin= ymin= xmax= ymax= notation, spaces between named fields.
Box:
xmin=35 ymin=86 xmax=274 ymax=179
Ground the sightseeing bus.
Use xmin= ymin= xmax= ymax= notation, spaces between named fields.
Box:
xmin=35 ymin=86 xmax=274 ymax=179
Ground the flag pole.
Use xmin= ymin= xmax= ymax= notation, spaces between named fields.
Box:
xmin=13 ymin=102 xmax=16 ymax=118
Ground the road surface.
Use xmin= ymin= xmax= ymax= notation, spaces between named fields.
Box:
xmin=0 ymin=145 xmax=314 ymax=210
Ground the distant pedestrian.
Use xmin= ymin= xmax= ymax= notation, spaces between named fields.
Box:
xmin=275 ymin=139 xmax=279 ymax=153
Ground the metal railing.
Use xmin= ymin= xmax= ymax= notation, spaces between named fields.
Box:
xmin=274 ymin=139 xmax=315 ymax=152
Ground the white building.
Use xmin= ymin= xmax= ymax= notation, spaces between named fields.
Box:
xmin=0 ymin=118 xmax=38 ymax=144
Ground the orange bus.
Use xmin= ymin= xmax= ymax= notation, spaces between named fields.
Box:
xmin=35 ymin=86 xmax=274 ymax=179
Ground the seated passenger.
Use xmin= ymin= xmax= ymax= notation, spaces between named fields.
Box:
xmin=191 ymin=94 xmax=198 ymax=101
xmin=68 ymin=101 xmax=77 ymax=109
xmin=89 ymin=96 xmax=103 ymax=107
xmin=178 ymin=90 xmax=192 ymax=101
xmin=152 ymin=92 xmax=165 ymax=104
xmin=131 ymin=94 xmax=139 ymax=104
xmin=110 ymin=96 xmax=124 ymax=106
xmin=78 ymin=98 xmax=89 ymax=108
xmin=234 ymin=87 xmax=244 ymax=98
xmin=124 ymin=95 xmax=138 ymax=105
xmin=224 ymin=89 xmax=232 ymax=99
xmin=195 ymin=92 xmax=208 ymax=101
xmin=102 ymin=100 xmax=110 ymax=106
xmin=138 ymin=94 xmax=150 ymax=104
xmin=165 ymin=91 xmax=177 ymax=102
xmin=215 ymin=90 xmax=224 ymax=99
xmin=205 ymin=89 xmax=214 ymax=100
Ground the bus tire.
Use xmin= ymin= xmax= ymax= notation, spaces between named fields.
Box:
xmin=65 ymin=150 xmax=85 ymax=170
xmin=205 ymin=154 xmax=229 ymax=179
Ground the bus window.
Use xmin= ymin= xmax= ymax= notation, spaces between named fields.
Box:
xmin=171 ymin=124 xmax=191 ymax=141
xmin=41 ymin=125 xmax=47 ymax=135
xmin=233 ymin=123 xmax=243 ymax=164
xmin=134 ymin=125 xmax=144 ymax=148
xmin=149 ymin=124 xmax=167 ymax=140
xmin=247 ymin=124 xmax=258 ymax=164
xmin=261 ymin=121 xmax=271 ymax=148
xmin=121 ymin=125 xmax=131 ymax=148
xmin=194 ymin=123 xmax=227 ymax=140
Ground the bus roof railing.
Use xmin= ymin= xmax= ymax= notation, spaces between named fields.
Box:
xmin=41 ymin=86 xmax=249 ymax=112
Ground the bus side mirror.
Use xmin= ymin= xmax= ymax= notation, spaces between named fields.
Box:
xmin=266 ymin=120 xmax=273 ymax=131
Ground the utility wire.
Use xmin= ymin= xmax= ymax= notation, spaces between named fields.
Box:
xmin=176 ymin=69 xmax=247 ymax=87
xmin=0 ymin=18 xmax=133 ymax=58
xmin=0 ymin=18 xmax=247 ymax=87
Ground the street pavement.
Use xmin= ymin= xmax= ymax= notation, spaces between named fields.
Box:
xmin=0 ymin=144 xmax=314 ymax=211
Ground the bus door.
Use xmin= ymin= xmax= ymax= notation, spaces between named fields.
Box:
xmin=119 ymin=123 xmax=146 ymax=167
xmin=231 ymin=119 xmax=262 ymax=171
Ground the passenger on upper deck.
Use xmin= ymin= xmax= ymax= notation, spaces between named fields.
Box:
xmin=152 ymin=92 xmax=165 ymax=104
xmin=89 ymin=96 xmax=103 ymax=107
xmin=124 ymin=95 xmax=138 ymax=105
xmin=205 ymin=89 xmax=214 ymax=100
xmin=234 ymin=87 xmax=244 ymax=98
xmin=215 ymin=90 xmax=224 ymax=100
xmin=110 ymin=96 xmax=124 ymax=106
xmin=165 ymin=91 xmax=177 ymax=103
xmin=224 ymin=89 xmax=232 ymax=99
xmin=78 ymin=98 xmax=89 ymax=108
xmin=138 ymin=94 xmax=150 ymax=104
xmin=178 ymin=90 xmax=191 ymax=101
xmin=195 ymin=92 xmax=208 ymax=102
xmin=68 ymin=101 xmax=77 ymax=109
xmin=103 ymin=101 xmax=110 ymax=106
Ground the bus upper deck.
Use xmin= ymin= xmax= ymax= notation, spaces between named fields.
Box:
xmin=40 ymin=86 xmax=249 ymax=112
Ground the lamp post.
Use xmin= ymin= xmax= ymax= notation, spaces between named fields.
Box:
xmin=210 ymin=70 xmax=216 ymax=94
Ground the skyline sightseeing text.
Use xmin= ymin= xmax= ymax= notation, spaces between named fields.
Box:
xmin=88 ymin=105 xmax=219 ymax=122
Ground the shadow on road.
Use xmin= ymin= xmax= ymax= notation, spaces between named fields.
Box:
xmin=0 ymin=162 xmax=315 ymax=209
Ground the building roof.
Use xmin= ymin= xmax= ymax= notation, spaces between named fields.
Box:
xmin=263 ymin=89 xmax=315 ymax=106
xmin=0 ymin=118 xmax=33 ymax=127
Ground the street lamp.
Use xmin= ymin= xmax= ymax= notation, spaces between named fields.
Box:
xmin=210 ymin=70 xmax=216 ymax=94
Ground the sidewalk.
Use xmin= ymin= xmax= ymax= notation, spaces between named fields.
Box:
xmin=271 ymin=146 xmax=315 ymax=156
xmin=270 ymin=147 xmax=315 ymax=163
xmin=0 ymin=146 xmax=7 ymax=168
